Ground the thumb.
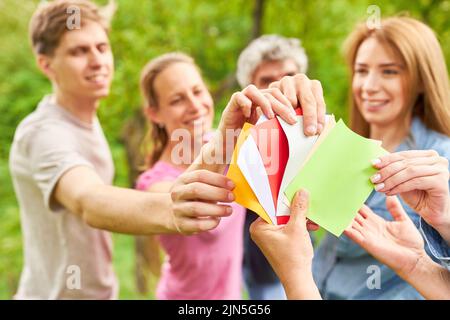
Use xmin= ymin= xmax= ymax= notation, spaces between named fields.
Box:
xmin=386 ymin=196 xmax=408 ymax=222
xmin=289 ymin=189 xmax=309 ymax=227
xmin=249 ymin=217 xmax=265 ymax=234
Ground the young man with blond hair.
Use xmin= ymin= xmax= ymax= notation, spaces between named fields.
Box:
xmin=10 ymin=0 xmax=326 ymax=299
xmin=10 ymin=0 xmax=238 ymax=299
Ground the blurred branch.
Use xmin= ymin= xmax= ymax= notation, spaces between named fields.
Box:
xmin=119 ymin=109 xmax=146 ymax=186
xmin=120 ymin=108 xmax=149 ymax=294
xmin=251 ymin=0 xmax=265 ymax=39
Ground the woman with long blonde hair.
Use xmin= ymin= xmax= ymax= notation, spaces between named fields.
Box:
xmin=246 ymin=15 xmax=450 ymax=300
xmin=133 ymin=52 xmax=326 ymax=299
xmin=310 ymin=16 xmax=450 ymax=300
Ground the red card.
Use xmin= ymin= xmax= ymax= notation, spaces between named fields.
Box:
xmin=277 ymin=215 xmax=290 ymax=225
xmin=251 ymin=118 xmax=289 ymax=211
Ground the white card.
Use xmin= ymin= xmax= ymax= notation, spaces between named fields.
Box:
xmin=276 ymin=116 xmax=319 ymax=217
xmin=237 ymin=134 xmax=277 ymax=224
xmin=256 ymin=114 xmax=269 ymax=125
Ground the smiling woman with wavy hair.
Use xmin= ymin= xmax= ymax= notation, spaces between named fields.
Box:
xmin=312 ymin=16 xmax=450 ymax=301
xmin=343 ymin=16 xmax=450 ymax=138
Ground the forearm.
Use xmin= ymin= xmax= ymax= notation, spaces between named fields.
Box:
xmin=403 ymin=255 xmax=450 ymax=300
xmin=79 ymin=184 xmax=175 ymax=235
xmin=279 ymin=269 xmax=322 ymax=300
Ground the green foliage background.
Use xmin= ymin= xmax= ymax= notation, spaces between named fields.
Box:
xmin=0 ymin=0 xmax=449 ymax=299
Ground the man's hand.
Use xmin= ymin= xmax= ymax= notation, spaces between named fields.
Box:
xmin=269 ymin=73 xmax=327 ymax=135
xmin=217 ymin=84 xmax=297 ymax=139
xmin=170 ymin=169 xmax=235 ymax=235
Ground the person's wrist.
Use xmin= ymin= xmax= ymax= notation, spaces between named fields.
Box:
xmin=165 ymin=193 xmax=178 ymax=234
xmin=277 ymin=262 xmax=313 ymax=288
xmin=400 ymin=252 xmax=433 ymax=283
xmin=279 ymin=265 xmax=320 ymax=300
xmin=422 ymin=198 xmax=450 ymax=226
xmin=423 ymin=205 xmax=450 ymax=245
xmin=400 ymin=252 xmax=450 ymax=300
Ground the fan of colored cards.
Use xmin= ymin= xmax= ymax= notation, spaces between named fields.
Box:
xmin=226 ymin=109 xmax=388 ymax=236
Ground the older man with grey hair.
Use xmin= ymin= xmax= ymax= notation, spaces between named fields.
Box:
xmin=237 ymin=34 xmax=308 ymax=89
xmin=237 ymin=34 xmax=309 ymax=300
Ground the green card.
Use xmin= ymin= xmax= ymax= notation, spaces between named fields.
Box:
xmin=285 ymin=119 xmax=388 ymax=236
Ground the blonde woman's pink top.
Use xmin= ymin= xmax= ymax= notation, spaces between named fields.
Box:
xmin=136 ymin=161 xmax=245 ymax=300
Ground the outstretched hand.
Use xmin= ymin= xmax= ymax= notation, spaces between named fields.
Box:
xmin=170 ymin=170 xmax=235 ymax=235
xmin=344 ymin=196 xmax=427 ymax=280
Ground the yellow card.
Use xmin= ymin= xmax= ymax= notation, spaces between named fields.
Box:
xmin=226 ymin=123 xmax=273 ymax=224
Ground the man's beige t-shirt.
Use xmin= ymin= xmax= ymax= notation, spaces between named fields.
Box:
xmin=9 ymin=95 xmax=118 ymax=299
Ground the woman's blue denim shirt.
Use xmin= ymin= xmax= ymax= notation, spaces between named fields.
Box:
xmin=420 ymin=218 xmax=450 ymax=271
xmin=312 ymin=117 xmax=450 ymax=299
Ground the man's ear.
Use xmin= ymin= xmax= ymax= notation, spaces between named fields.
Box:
xmin=36 ymin=54 xmax=55 ymax=81
xmin=144 ymin=105 xmax=162 ymax=125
